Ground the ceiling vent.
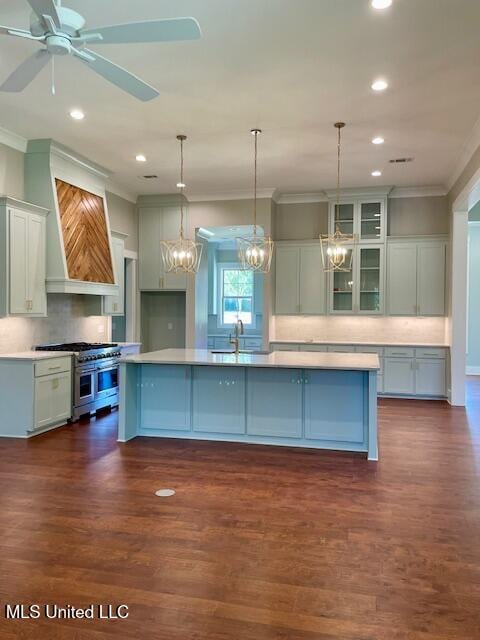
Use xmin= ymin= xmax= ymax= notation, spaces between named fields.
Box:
xmin=389 ymin=157 xmax=414 ymax=164
xmin=142 ymin=174 xmax=159 ymax=179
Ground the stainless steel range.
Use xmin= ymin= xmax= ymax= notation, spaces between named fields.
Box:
xmin=35 ymin=342 xmax=122 ymax=420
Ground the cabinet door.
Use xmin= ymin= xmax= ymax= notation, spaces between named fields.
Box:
xmin=104 ymin=236 xmax=125 ymax=315
xmin=332 ymin=202 xmax=355 ymax=236
xmin=161 ymin=207 xmax=187 ymax=290
xmin=358 ymin=246 xmax=383 ymax=314
xmin=140 ymin=364 xmax=191 ymax=431
xmin=9 ymin=208 xmax=28 ymax=314
xmin=387 ymin=243 xmax=417 ymax=315
xmin=34 ymin=372 xmax=71 ymax=431
xmin=27 ymin=214 xmax=46 ymax=315
xmin=275 ymin=245 xmax=299 ymax=314
xmin=304 ymin=370 xmax=365 ymax=443
xmin=247 ymin=368 xmax=302 ymax=438
xmin=417 ymin=243 xmax=445 ymax=316
xmin=384 ymin=358 xmax=415 ymax=395
xmin=416 ymin=359 xmax=446 ymax=396
xmin=359 ymin=201 xmax=384 ymax=242
xmin=192 ymin=366 xmax=245 ymax=433
xmin=299 ymin=245 xmax=325 ymax=314
xmin=139 ymin=208 xmax=161 ymax=290
xmin=331 ymin=247 xmax=355 ymax=313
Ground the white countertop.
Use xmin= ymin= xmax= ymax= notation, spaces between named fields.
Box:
xmin=0 ymin=351 xmax=74 ymax=361
xmin=122 ymin=348 xmax=380 ymax=371
xmin=271 ymin=339 xmax=449 ymax=348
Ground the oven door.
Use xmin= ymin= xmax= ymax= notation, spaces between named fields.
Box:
xmin=95 ymin=360 xmax=119 ymax=402
xmin=75 ymin=365 xmax=95 ymax=407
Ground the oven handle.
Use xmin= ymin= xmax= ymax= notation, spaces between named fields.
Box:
xmin=75 ymin=366 xmax=95 ymax=375
xmin=96 ymin=361 xmax=119 ymax=372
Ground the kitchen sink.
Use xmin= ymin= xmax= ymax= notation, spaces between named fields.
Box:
xmin=210 ymin=350 xmax=271 ymax=355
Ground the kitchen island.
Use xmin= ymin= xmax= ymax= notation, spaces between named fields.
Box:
xmin=118 ymin=349 xmax=380 ymax=460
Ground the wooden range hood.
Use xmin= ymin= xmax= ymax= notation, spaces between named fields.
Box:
xmin=24 ymin=139 xmax=118 ymax=296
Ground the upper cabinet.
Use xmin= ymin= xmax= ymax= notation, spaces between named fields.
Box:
xmin=329 ymin=196 xmax=387 ymax=244
xmin=275 ymin=242 xmax=326 ymax=315
xmin=103 ymin=233 xmax=126 ymax=316
xmin=138 ymin=196 xmax=188 ymax=291
xmin=329 ymin=244 xmax=385 ymax=315
xmin=387 ymin=238 xmax=447 ymax=316
xmin=0 ymin=197 xmax=48 ymax=317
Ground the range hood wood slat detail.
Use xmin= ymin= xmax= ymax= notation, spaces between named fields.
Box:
xmin=56 ymin=179 xmax=114 ymax=284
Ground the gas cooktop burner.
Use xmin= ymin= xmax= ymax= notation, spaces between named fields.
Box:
xmin=36 ymin=342 xmax=118 ymax=352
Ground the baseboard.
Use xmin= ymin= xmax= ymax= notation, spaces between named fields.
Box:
xmin=466 ymin=366 xmax=480 ymax=375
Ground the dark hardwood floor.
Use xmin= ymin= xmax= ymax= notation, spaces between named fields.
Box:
xmin=1 ymin=382 xmax=479 ymax=639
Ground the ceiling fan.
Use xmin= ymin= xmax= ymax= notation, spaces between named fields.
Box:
xmin=0 ymin=0 xmax=201 ymax=101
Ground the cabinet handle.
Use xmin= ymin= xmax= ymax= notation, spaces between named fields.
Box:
xmin=304 ymin=377 xmax=309 ymax=384
xmin=48 ymin=366 xmax=62 ymax=371
xmin=159 ymin=277 xmax=164 ymax=288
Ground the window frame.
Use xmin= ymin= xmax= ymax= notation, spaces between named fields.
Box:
xmin=216 ymin=262 xmax=255 ymax=329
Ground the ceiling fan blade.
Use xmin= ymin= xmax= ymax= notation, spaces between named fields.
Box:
xmin=0 ymin=25 xmax=33 ymax=37
xmin=26 ymin=0 xmax=60 ymax=28
xmin=80 ymin=17 xmax=201 ymax=45
xmin=0 ymin=49 xmax=50 ymax=92
xmin=76 ymin=49 xmax=159 ymax=102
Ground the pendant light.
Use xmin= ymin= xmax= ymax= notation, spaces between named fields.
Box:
xmin=237 ymin=129 xmax=274 ymax=272
xmin=320 ymin=122 xmax=354 ymax=272
xmin=160 ymin=135 xmax=203 ymax=274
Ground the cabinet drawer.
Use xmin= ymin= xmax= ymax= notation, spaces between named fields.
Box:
xmin=327 ymin=345 xmax=356 ymax=353
xmin=299 ymin=344 xmax=328 ymax=352
xmin=384 ymin=347 xmax=415 ymax=358
xmin=35 ymin=357 xmax=72 ymax=378
xmin=356 ymin=345 xmax=384 ymax=356
xmin=415 ymin=347 xmax=446 ymax=360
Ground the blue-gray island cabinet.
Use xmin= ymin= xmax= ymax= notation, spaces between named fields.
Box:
xmin=118 ymin=349 xmax=380 ymax=460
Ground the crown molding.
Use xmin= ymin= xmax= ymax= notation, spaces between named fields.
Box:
xmin=105 ymin=180 xmax=137 ymax=203
xmin=446 ymin=113 xmax=480 ymax=193
xmin=187 ymin=188 xmax=276 ymax=202
xmin=0 ymin=126 xmax=27 ymax=153
xmin=324 ymin=186 xmax=393 ymax=199
xmin=389 ymin=186 xmax=447 ymax=199
xmin=274 ymin=191 xmax=328 ymax=204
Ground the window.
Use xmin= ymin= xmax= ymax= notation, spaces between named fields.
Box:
xmin=221 ymin=268 xmax=254 ymax=326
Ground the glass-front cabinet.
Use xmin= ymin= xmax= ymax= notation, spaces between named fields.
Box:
xmin=329 ymin=244 xmax=384 ymax=315
xmin=329 ymin=196 xmax=387 ymax=244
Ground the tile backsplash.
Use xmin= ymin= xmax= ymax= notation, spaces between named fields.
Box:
xmin=0 ymin=294 xmax=109 ymax=353
xmin=273 ymin=315 xmax=448 ymax=345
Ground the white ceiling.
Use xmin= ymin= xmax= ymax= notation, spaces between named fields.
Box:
xmin=1 ymin=0 xmax=480 ymax=198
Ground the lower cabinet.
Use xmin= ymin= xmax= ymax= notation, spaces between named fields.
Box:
xmin=304 ymin=370 xmax=365 ymax=443
xmin=416 ymin=359 xmax=446 ymax=397
xmin=247 ymin=368 xmax=303 ymax=438
xmin=192 ymin=366 xmax=245 ymax=434
xmin=34 ymin=371 xmax=71 ymax=431
xmin=384 ymin=358 xmax=416 ymax=395
xmin=141 ymin=364 xmax=191 ymax=431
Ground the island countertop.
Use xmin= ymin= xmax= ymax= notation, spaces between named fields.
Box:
xmin=121 ymin=348 xmax=380 ymax=371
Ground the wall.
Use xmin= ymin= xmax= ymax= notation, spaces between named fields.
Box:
xmin=467 ymin=223 xmax=480 ymax=372
xmin=388 ymin=196 xmax=448 ymax=236
xmin=0 ymin=142 xmax=24 ymax=200
xmin=273 ymin=316 xmax=446 ymax=345
xmin=140 ymin=292 xmax=185 ymax=352
xmin=274 ymin=202 xmax=328 ymax=240
xmin=0 ymin=294 xmax=108 ymax=353
xmin=106 ymin=192 xmax=138 ymax=252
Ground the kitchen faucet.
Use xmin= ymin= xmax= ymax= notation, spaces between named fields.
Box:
xmin=229 ymin=319 xmax=244 ymax=355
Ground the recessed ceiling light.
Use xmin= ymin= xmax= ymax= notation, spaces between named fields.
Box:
xmin=176 ymin=182 xmax=186 ymax=188
xmin=135 ymin=154 xmax=147 ymax=162
xmin=372 ymin=136 xmax=385 ymax=145
xmin=371 ymin=170 xmax=382 ymax=177
xmin=371 ymin=79 xmax=388 ymax=92
xmin=371 ymin=0 xmax=393 ymax=9
xmin=69 ymin=109 xmax=84 ymax=121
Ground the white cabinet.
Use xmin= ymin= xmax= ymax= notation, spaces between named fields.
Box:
xmin=0 ymin=198 xmax=48 ymax=317
xmin=387 ymin=238 xmax=446 ymax=316
xmin=34 ymin=371 xmax=72 ymax=431
xmin=139 ymin=197 xmax=188 ymax=291
xmin=0 ymin=355 xmax=72 ymax=438
xmin=104 ymin=234 xmax=125 ymax=316
xmin=329 ymin=196 xmax=387 ymax=244
xmin=416 ymin=359 xmax=446 ymax=397
xmin=384 ymin=357 xmax=416 ymax=395
xmin=329 ymin=244 xmax=384 ymax=315
xmin=275 ymin=243 xmax=325 ymax=315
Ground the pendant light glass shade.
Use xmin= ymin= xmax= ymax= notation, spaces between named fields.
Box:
xmin=237 ymin=129 xmax=274 ymax=272
xmin=160 ymin=135 xmax=203 ymax=274
xmin=320 ymin=122 xmax=355 ymax=273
